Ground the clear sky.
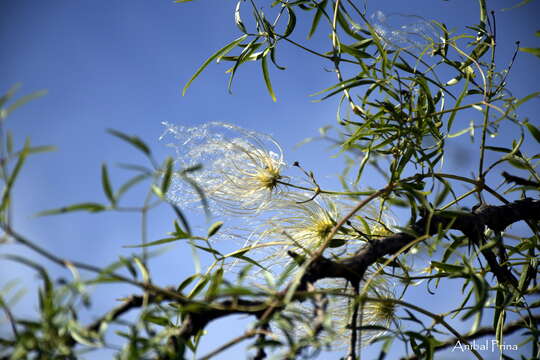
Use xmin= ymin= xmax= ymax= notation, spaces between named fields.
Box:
xmin=1 ymin=1 xmax=539 ymax=359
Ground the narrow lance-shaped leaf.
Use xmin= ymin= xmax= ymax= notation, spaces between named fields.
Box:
xmin=514 ymin=91 xmax=540 ymax=108
xmin=123 ymin=235 xmax=195 ymax=248
xmin=107 ymin=129 xmax=151 ymax=156
xmin=308 ymin=0 xmax=328 ymax=39
xmin=6 ymin=131 xmax=13 ymax=154
xmin=207 ymin=221 xmax=224 ymax=237
xmin=4 ymin=90 xmax=48 ymax=118
xmin=235 ymin=0 xmax=247 ymax=33
xmin=447 ymin=78 xmax=469 ymax=132
xmin=261 ymin=53 xmax=277 ymax=102
xmin=524 ymin=121 xmax=540 ymax=143
xmin=0 ymin=83 xmax=21 ymax=109
xmin=1 ymin=139 xmax=30 ymax=212
xmin=478 ymin=0 xmax=487 ymax=30
xmin=227 ymin=37 xmax=261 ymax=93
xmin=205 ymin=268 xmax=224 ymax=300
xmin=133 ymin=257 xmax=150 ymax=282
xmin=101 ymin=163 xmax=115 ymax=206
xmin=161 ymin=157 xmax=174 ymax=194
xmin=36 ymin=203 xmax=107 ymax=216
xmin=283 ymin=5 xmax=296 ymax=37
xmin=519 ymin=47 xmax=540 ymax=58
xmin=172 ymin=203 xmax=192 ymax=236
xmin=182 ymin=34 xmax=248 ymax=96
xmin=115 ymin=173 xmax=150 ymax=200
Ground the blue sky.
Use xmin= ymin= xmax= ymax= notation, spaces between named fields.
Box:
xmin=1 ymin=1 xmax=539 ymax=359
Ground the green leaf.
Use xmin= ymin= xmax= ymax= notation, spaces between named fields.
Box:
xmin=194 ymin=244 xmax=222 ymax=256
xmin=178 ymin=274 xmax=200 ymax=293
xmin=484 ymin=145 xmax=512 ymax=153
xmin=1 ymin=139 xmax=29 ymax=212
xmin=182 ymin=34 xmax=248 ymax=96
xmin=231 ymin=253 xmax=267 ymax=270
xmin=433 ymin=180 xmax=451 ymax=208
xmin=519 ymin=47 xmax=540 ymax=58
xmin=205 ymin=268 xmax=223 ymax=300
xmin=339 ymin=42 xmax=371 ymax=60
xmin=188 ymin=276 xmax=209 ymax=299
xmin=151 ymin=184 xmax=164 ymax=198
xmin=115 ymin=173 xmax=150 ymax=200
xmin=123 ymin=237 xmax=187 ymax=248
xmin=36 ymin=202 xmax=107 ymax=216
xmin=226 ymin=37 xmax=262 ymax=93
xmin=207 ymin=221 xmax=223 ymax=237
xmin=2 ymin=90 xmax=47 ymax=119
xmin=133 ymin=256 xmax=150 ymax=282
xmin=0 ymin=84 xmax=21 ymax=109
xmin=172 ymin=204 xmax=192 ymax=236
xmin=524 ymin=121 xmax=540 ymax=143
xmin=431 ymin=261 xmax=464 ymax=273
xmin=101 ymin=163 xmax=115 ymax=206
xmin=507 ymin=157 xmax=528 ymax=169
xmin=307 ymin=0 xmax=327 ymax=39
xmin=447 ymin=79 xmax=469 ymax=133
xmin=234 ymin=0 xmax=247 ymax=33
xmin=283 ymin=6 xmax=296 ymax=37
xmin=261 ymin=54 xmax=277 ymax=102
xmin=514 ymin=91 xmax=540 ymax=108
xmin=161 ymin=157 xmax=174 ymax=194
xmin=317 ymin=79 xmax=375 ymax=101
xmin=116 ymin=163 xmax=152 ymax=174
xmin=6 ymin=131 xmax=13 ymax=154
xmin=493 ymin=287 xmax=506 ymax=332
xmin=144 ymin=315 xmax=171 ymax=327
xmin=107 ymin=129 xmax=150 ymax=156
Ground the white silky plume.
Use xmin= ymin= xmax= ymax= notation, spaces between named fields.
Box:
xmin=160 ymin=122 xmax=286 ymax=215
xmin=370 ymin=10 xmax=441 ymax=51
xmin=259 ymin=193 xmax=396 ymax=254
xmin=289 ymin=274 xmax=397 ymax=349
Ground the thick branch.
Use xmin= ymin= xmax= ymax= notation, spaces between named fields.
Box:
xmin=300 ymin=198 xmax=540 ymax=288
xmin=171 ymin=198 xmax=538 ymax=349
xmin=176 ymin=299 xmax=266 ymax=339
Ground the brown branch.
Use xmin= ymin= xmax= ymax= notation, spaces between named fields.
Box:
xmin=400 ymin=314 xmax=540 ymax=360
xmin=171 ymin=198 xmax=539 ymax=350
xmin=300 ymin=198 xmax=540 ymax=289
xmin=176 ymin=299 xmax=267 ymax=339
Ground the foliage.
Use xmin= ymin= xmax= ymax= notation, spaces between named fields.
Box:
xmin=1 ymin=0 xmax=539 ymax=359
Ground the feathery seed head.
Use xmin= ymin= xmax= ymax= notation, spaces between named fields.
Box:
xmin=161 ymin=122 xmax=286 ymax=215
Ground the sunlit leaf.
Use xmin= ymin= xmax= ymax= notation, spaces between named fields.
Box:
xmin=36 ymin=203 xmax=107 ymax=216
xmin=207 ymin=221 xmax=224 ymax=237
xmin=261 ymin=54 xmax=277 ymax=102
xmin=182 ymin=34 xmax=248 ymax=95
